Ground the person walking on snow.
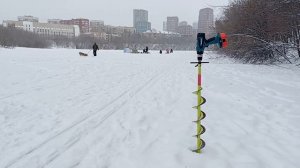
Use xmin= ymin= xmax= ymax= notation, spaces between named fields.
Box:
xmin=92 ymin=43 xmax=99 ymax=56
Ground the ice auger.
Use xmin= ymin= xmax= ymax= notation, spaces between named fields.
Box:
xmin=191 ymin=32 xmax=227 ymax=153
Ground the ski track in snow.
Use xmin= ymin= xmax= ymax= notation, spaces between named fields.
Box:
xmin=0 ymin=48 xmax=300 ymax=168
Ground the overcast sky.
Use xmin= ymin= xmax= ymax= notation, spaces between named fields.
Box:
xmin=0 ymin=0 xmax=230 ymax=31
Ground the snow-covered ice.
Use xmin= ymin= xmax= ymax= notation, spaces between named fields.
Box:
xmin=0 ymin=48 xmax=300 ymax=168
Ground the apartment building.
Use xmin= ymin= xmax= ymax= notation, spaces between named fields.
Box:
xmin=3 ymin=20 xmax=80 ymax=37
xmin=60 ymin=18 xmax=89 ymax=33
xmin=90 ymin=20 xmax=104 ymax=32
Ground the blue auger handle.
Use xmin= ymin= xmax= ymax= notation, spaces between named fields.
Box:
xmin=196 ymin=33 xmax=223 ymax=55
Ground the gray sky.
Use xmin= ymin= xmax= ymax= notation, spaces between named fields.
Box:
xmin=0 ymin=0 xmax=229 ymax=31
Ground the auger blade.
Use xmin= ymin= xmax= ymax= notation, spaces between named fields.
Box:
xmin=191 ymin=139 xmax=206 ymax=153
xmin=192 ymin=105 xmax=199 ymax=109
xmin=193 ymin=120 xmax=200 ymax=123
xmin=193 ymin=126 xmax=206 ymax=137
xmin=193 ymin=112 xmax=206 ymax=123
xmin=200 ymin=111 xmax=206 ymax=120
xmin=192 ymin=88 xmax=202 ymax=95
xmin=200 ymin=97 xmax=206 ymax=105
xmin=193 ymin=97 xmax=207 ymax=109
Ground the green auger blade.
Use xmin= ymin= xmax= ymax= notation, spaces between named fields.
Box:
xmin=200 ymin=111 xmax=206 ymax=120
xmin=193 ymin=126 xmax=206 ymax=137
xmin=191 ymin=139 xmax=206 ymax=153
xmin=192 ymin=97 xmax=207 ymax=109
xmin=200 ymin=97 xmax=206 ymax=105
xmin=191 ymin=149 xmax=200 ymax=153
xmin=192 ymin=91 xmax=198 ymax=95
xmin=192 ymin=120 xmax=201 ymax=123
xmin=193 ymin=112 xmax=206 ymax=122
xmin=193 ymin=111 xmax=206 ymax=121
xmin=192 ymin=88 xmax=202 ymax=95
xmin=192 ymin=105 xmax=199 ymax=109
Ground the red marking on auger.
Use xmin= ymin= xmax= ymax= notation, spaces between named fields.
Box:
xmin=198 ymin=74 xmax=202 ymax=86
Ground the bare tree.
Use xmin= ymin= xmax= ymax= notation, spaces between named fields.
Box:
xmin=216 ymin=0 xmax=300 ymax=64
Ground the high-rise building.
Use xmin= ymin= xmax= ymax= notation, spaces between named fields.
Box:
xmin=135 ymin=21 xmax=151 ymax=33
xmin=133 ymin=9 xmax=151 ymax=33
xmin=133 ymin=9 xmax=148 ymax=27
xmin=166 ymin=16 xmax=179 ymax=33
xmin=198 ymin=8 xmax=214 ymax=37
xmin=18 ymin=15 xmax=39 ymax=22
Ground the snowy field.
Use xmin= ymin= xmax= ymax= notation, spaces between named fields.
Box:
xmin=0 ymin=48 xmax=300 ymax=168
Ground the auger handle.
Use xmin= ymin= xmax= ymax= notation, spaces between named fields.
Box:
xmin=190 ymin=62 xmax=209 ymax=67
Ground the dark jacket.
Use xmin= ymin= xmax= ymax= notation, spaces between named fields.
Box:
xmin=93 ymin=43 xmax=99 ymax=51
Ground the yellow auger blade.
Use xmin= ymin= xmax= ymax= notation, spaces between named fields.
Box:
xmin=193 ymin=111 xmax=207 ymax=121
xmin=192 ymin=105 xmax=200 ymax=109
xmin=192 ymin=88 xmax=202 ymax=95
xmin=193 ymin=126 xmax=206 ymax=137
xmin=191 ymin=139 xmax=206 ymax=153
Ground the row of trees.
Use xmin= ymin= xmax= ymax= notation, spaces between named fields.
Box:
xmin=0 ymin=26 xmax=195 ymax=50
xmin=51 ymin=33 xmax=195 ymax=50
xmin=216 ymin=0 xmax=300 ymax=64
xmin=0 ymin=26 xmax=49 ymax=48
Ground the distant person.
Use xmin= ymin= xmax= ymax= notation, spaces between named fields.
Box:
xmin=92 ymin=43 xmax=99 ymax=56
xmin=159 ymin=50 xmax=162 ymax=54
xmin=145 ymin=46 xmax=149 ymax=53
xmin=166 ymin=49 xmax=170 ymax=54
xmin=143 ymin=46 xmax=149 ymax=53
xmin=170 ymin=49 xmax=173 ymax=53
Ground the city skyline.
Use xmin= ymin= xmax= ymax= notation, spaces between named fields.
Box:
xmin=0 ymin=0 xmax=230 ymax=31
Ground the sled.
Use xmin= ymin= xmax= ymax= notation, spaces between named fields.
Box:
xmin=79 ymin=52 xmax=88 ymax=56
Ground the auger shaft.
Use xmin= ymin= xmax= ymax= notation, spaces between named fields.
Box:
xmin=191 ymin=61 xmax=208 ymax=153
xmin=196 ymin=63 xmax=206 ymax=153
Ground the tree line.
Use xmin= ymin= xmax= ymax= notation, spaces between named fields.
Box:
xmin=0 ymin=26 xmax=49 ymax=48
xmin=216 ymin=0 xmax=300 ymax=64
xmin=0 ymin=26 xmax=195 ymax=50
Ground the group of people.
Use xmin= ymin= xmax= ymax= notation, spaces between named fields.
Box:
xmin=92 ymin=43 xmax=174 ymax=56
xmin=159 ymin=49 xmax=173 ymax=54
